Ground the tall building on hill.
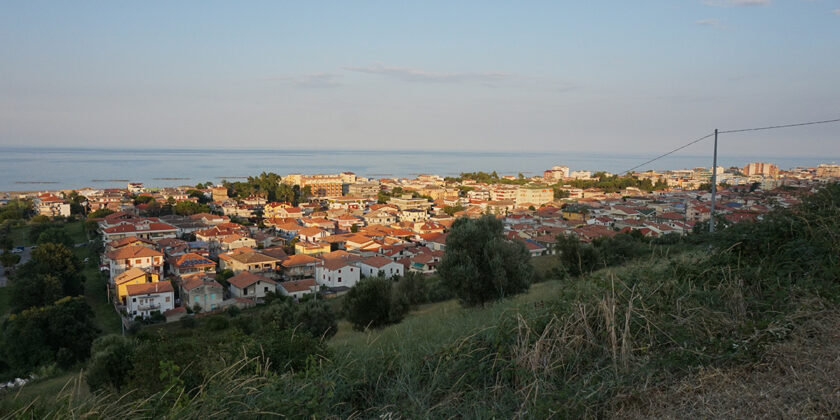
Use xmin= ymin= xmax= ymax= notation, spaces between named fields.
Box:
xmin=743 ymin=162 xmax=779 ymax=179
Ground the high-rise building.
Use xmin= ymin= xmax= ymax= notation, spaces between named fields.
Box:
xmin=743 ymin=162 xmax=779 ymax=179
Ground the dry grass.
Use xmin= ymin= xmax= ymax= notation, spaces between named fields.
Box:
xmin=613 ymin=310 xmax=840 ymax=419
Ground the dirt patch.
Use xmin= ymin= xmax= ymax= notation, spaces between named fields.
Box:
xmin=614 ymin=311 xmax=840 ymax=419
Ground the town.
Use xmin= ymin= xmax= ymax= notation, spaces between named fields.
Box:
xmin=2 ymin=161 xmax=838 ymax=326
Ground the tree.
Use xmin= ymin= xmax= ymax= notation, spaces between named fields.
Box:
xmin=30 ymin=214 xmax=50 ymax=224
xmin=393 ymin=272 xmax=429 ymax=308
xmin=554 ymin=234 xmax=600 ymax=277
xmin=88 ymin=208 xmax=115 ymax=219
xmin=296 ymin=300 xmax=338 ymax=339
xmin=438 ymin=215 xmax=534 ymax=306
xmin=0 ymin=297 xmax=99 ymax=375
xmin=86 ymin=335 xmax=135 ymax=393
xmin=0 ymin=251 xmax=21 ymax=269
xmin=174 ymin=200 xmax=209 ymax=216
xmin=9 ymin=273 xmax=63 ymax=312
xmin=343 ymin=276 xmax=407 ymax=330
xmin=12 ymin=243 xmax=84 ymax=306
xmin=215 ymin=269 xmax=234 ymax=288
xmin=36 ymin=227 xmax=73 ymax=247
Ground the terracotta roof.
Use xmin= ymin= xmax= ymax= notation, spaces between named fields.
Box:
xmin=360 ymin=256 xmax=395 ymax=268
xmin=126 ymin=281 xmax=173 ymax=296
xmin=173 ymin=253 xmax=215 ymax=268
xmin=103 ymin=222 xmax=177 ymax=234
xmin=106 ymin=245 xmax=163 ymax=260
xmin=108 ymin=236 xmax=156 ymax=249
xmin=182 ymin=275 xmax=222 ymax=291
xmin=278 ymin=278 xmax=316 ymax=293
xmin=163 ymin=307 xmax=187 ymax=317
xmin=321 ymin=259 xmax=353 ymax=271
xmin=281 ymin=254 xmax=321 ymax=267
xmin=114 ymin=267 xmax=151 ymax=285
xmin=297 ymin=227 xmax=326 ymax=237
xmin=228 ymin=271 xmax=276 ymax=289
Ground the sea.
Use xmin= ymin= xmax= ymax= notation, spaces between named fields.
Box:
xmin=0 ymin=147 xmax=837 ymax=192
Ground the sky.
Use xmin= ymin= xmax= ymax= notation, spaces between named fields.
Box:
xmin=1 ymin=0 xmax=839 ymax=156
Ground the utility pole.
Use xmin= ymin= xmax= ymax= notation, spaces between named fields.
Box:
xmin=709 ymin=129 xmax=718 ymax=233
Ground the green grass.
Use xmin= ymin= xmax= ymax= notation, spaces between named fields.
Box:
xmin=74 ymin=246 xmax=121 ymax=336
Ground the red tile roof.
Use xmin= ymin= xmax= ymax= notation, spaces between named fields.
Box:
xmin=228 ymin=272 xmax=276 ymax=289
xmin=126 ymin=281 xmax=173 ymax=296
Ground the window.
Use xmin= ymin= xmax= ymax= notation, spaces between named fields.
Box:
xmin=264 ymin=287 xmax=269 ymax=293
xmin=338 ymin=269 xmax=342 ymax=273
xmin=165 ymin=297 xmax=170 ymax=302
xmin=194 ymin=296 xmax=199 ymax=302
xmin=210 ymin=293 xmax=215 ymax=299
xmin=243 ymin=288 xmax=248 ymax=295
xmin=136 ymin=259 xmax=142 ymax=264
xmin=338 ymin=277 xmax=342 ymax=282
xmin=132 ymin=297 xmax=137 ymax=302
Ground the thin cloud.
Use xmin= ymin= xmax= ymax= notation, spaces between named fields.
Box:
xmin=696 ymin=18 xmax=723 ymax=26
xmin=832 ymin=9 xmax=840 ymax=16
xmin=266 ymin=72 xmax=341 ymax=88
xmin=703 ymin=0 xmax=770 ymax=7
xmin=342 ymin=62 xmax=514 ymax=84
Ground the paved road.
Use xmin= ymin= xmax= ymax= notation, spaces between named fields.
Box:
xmin=0 ymin=243 xmax=89 ymax=287
xmin=0 ymin=246 xmax=35 ymax=287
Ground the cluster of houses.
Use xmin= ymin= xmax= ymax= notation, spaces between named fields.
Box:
xmin=4 ymin=162 xmax=836 ymax=324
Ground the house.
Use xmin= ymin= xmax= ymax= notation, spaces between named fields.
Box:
xmin=113 ymin=267 xmax=160 ymax=305
xmin=315 ymin=259 xmax=360 ymax=288
xmin=227 ymin=271 xmax=277 ymax=300
xmin=297 ymin=227 xmax=329 ymax=243
xmin=408 ymin=252 xmax=442 ymax=274
xmin=359 ymin=256 xmax=404 ymax=278
xmin=180 ymin=273 xmax=224 ymax=312
xmin=105 ymin=245 xmax=164 ymax=280
xmin=219 ymin=234 xmax=257 ymax=251
xmin=125 ymin=281 xmax=175 ymax=319
xmin=101 ymin=220 xmax=178 ymax=243
xmin=277 ymin=278 xmax=318 ymax=300
xmin=218 ymin=248 xmax=282 ymax=274
xmin=281 ymin=254 xmax=321 ymax=279
xmin=169 ymin=252 xmax=216 ymax=277
xmin=106 ymin=236 xmax=156 ymax=252
xmin=34 ymin=194 xmax=71 ymax=217
xmin=294 ymin=241 xmax=331 ymax=256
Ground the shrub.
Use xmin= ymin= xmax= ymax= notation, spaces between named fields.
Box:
xmin=439 ymin=215 xmax=534 ymax=306
xmin=343 ymin=276 xmax=407 ymax=330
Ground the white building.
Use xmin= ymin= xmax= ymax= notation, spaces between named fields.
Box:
xmin=278 ymin=279 xmax=319 ymax=300
xmin=125 ymin=282 xmax=175 ymax=319
xmin=315 ymin=259 xmax=360 ymax=288
xmin=227 ymin=271 xmax=277 ymax=300
xmin=359 ymin=256 xmax=405 ymax=278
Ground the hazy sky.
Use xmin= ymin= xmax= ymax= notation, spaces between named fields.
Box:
xmin=1 ymin=1 xmax=839 ymax=156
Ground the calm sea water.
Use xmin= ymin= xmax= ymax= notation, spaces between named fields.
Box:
xmin=0 ymin=147 xmax=837 ymax=192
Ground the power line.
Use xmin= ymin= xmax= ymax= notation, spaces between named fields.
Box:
xmin=719 ymin=117 xmax=840 ymax=134
xmin=623 ymin=116 xmax=840 ymax=174
xmin=623 ymin=132 xmax=714 ymax=174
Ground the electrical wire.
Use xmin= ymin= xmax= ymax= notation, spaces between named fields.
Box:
xmin=719 ymin=117 xmax=840 ymax=134
xmin=623 ymin=116 xmax=840 ymax=174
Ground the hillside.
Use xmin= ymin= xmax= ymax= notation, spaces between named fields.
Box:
xmin=2 ymin=184 xmax=839 ymax=418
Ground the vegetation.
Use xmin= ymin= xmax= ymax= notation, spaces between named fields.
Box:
xmin=1 ymin=297 xmax=99 ymax=378
xmin=4 ymin=184 xmax=840 ymax=418
xmin=439 ymin=215 xmax=534 ymax=306
xmin=343 ymin=276 xmax=408 ymax=330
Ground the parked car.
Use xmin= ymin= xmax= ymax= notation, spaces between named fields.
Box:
xmin=11 ymin=246 xmax=24 ymax=253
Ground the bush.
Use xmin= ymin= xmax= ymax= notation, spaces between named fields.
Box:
xmin=439 ymin=215 xmax=534 ymax=306
xmin=205 ymin=315 xmax=230 ymax=331
xmin=393 ymin=272 xmax=429 ymax=307
xmin=180 ymin=316 xmax=196 ymax=329
xmin=86 ymin=335 xmax=134 ymax=393
xmin=343 ymin=276 xmax=407 ymax=330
